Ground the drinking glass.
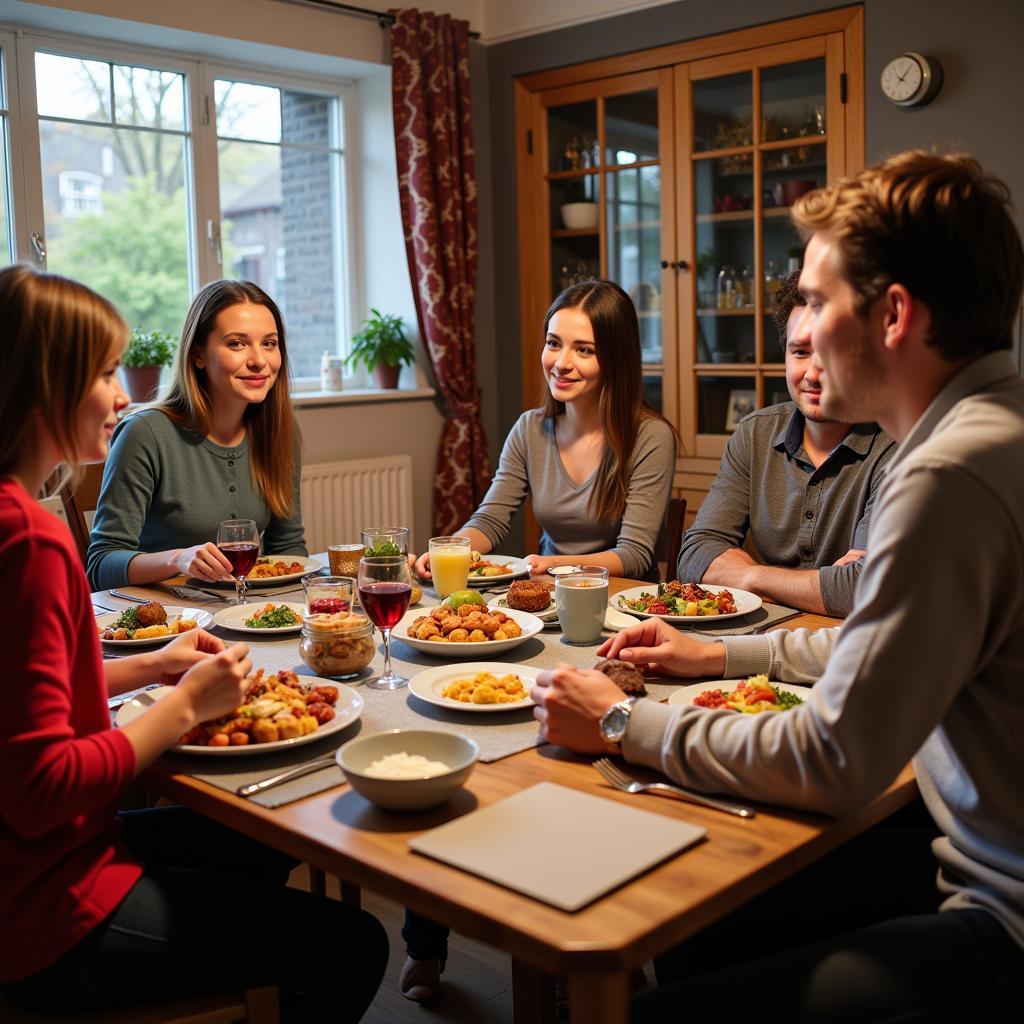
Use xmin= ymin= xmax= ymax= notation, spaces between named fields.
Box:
xmin=360 ymin=526 xmax=409 ymax=557
xmin=303 ymin=575 xmax=354 ymax=616
xmin=428 ymin=535 xmax=471 ymax=599
xmin=358 ymin=555 xmax=412 ymax=690
xmin=328 ymin=543 xmax=365 ymax=577
xmin=217 ymin=518 xmax=260 ymax=605
xmin=555 ymin=566 xmax=610 ymax=645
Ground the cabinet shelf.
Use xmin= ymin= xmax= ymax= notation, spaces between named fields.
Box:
xmin=696 ymin=206 xmax=794 ymax=224
xmin=551 ymin=228 xmax=600 ymax=238
xmin=697 ymin=307 xmax=755 ymax=317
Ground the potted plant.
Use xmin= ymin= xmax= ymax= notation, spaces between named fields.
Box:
xmin=346 ymin=309 xmax=415 ymax=389
xmin=122 ymin=328 xmax=176 ymax=403
xmin=560 ymin=179 xmax=599 ymax=230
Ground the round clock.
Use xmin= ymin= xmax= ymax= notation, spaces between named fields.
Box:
xmin=880 ymin=52 xmax=943 ymax=107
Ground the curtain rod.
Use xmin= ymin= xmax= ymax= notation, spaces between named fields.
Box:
xmin=281 ymin=0 xmax=481 ymax=39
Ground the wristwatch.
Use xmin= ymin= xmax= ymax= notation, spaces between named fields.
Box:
xmin=599 ymin=696 xmax=638 ymax=751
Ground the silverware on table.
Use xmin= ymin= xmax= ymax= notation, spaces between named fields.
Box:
xmin=108 ymin=590 xmax=150 ymax=603
xmin=107 ymin=683 xmax=162 ymax=711
xmin=236 ymin=756 xmax=340 ymax=798
xmin=593 ymin=757 xmax=755 ymax=819
xmin=168 ymin=584 xmax=230 ymax=603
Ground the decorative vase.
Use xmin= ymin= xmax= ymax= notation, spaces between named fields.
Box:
xmin=560 ymin=202 xmax=600 ymax=230
xmin=122 ymin=366 xmax=162 ymax=403
xmin=374 ymin=363 xmax=401 ymax=389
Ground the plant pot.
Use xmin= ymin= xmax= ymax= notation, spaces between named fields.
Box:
xmin=560 ymin=202 xmax=599 ymax=230
xmin=374 ymin=363 xmax=401 ymax=389
xmin=122 ymin=366 xmax=162 ymax=403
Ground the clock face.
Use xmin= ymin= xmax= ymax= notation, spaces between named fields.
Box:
xmin=881 ymin=54 xmax=924 ymax=104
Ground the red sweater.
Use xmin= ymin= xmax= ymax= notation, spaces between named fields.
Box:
xmin=0 ymin=478 xmax=140 ymax=982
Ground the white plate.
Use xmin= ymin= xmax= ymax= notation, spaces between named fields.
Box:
xmin=190 ymin=555 xmax=322 ymax=589
xmin=603 ymin=605 xmax=637 ymax=631
xmin=496 ymin=595 xmax=558 ymax=624
xmin=115 ymin=680 xmax=363 ymax=755
xmin=97 ymin=606 xmax=214 ymax=647
xmin=667 ymin=679 xmax=811 ymax=709
xmin=496 ymin=600 xmax=642 ymax=631
xmin=394 ymin=605 xmax=543 ymax=658
xmin=211 ymin=601 xmax=305 ymax=634
xmin=408 ymin=662 xmax=542 ymax=712
xmin=465 ymin=556 xmax=531 ymax=586
xmin=613 ymin=584 xmax=762 ymax=623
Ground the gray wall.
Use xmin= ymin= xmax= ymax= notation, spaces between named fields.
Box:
xmin=482 ymin=0 xmax=1024 ymax=548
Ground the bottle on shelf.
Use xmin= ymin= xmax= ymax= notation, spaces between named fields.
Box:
xmin=716 ymin=266 xmax=738 ymax=310
xmin=764 ymin=259 xmax=781 ymax=305
xmin=739 ymin=265 xmax=753 ymax=307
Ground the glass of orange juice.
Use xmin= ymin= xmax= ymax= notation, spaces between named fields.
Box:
xmin=429 ymin=536 xmax=472 ymax=599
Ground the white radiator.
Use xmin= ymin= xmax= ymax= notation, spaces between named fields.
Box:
xmin=300 ymin=455 xmax=415 ymax=554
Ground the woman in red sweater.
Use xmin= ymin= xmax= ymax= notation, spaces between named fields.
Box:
xmin=0 ymin=266 xmax=387 ymax=1020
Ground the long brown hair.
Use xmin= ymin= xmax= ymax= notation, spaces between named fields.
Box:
xmin=0 ymin=264 xmax=126 ymax=477
xmin=158 ymin=280 xmax=298 ymax=518
xmin=540 ymin=280 xmax=674 ymax=523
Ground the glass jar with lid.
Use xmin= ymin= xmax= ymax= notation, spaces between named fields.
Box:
xmin=716 ymin=265 xmax=739 ymax=309
xmin=299 ymin=611 xmax=376 ymax=679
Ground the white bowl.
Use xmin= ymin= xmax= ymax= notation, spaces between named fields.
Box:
xmin=394 ymin=605 xmax=543 ymax=658
xmin=560 ymin=202 xmax=599 ymax=230
xmin=336 ymin=729 xmax=479 ymax=811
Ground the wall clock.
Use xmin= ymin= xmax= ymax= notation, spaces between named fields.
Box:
xmin=880 ymin=52 xmax=943 ymax=107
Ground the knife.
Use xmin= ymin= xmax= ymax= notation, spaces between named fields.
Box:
xmin=109 ymin=590 xmax=150 ymax=603
xmin=236 ymin=756 xmax=340 ymax=798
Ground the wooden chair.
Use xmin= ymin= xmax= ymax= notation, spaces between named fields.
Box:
xmin=661 ymin=496 xmax=688 ymax=583
xmin=0 ymin=986 xmax=279 ymax=1024
xmin=61 ymin=461 xmax=105 ymax=566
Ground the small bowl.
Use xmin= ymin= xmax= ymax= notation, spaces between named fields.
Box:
xmin=336 ymin=729 xmax=479 ymax=811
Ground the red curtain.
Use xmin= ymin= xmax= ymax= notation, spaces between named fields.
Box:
xmin=390 ymin=8 xmax=492 ymax=535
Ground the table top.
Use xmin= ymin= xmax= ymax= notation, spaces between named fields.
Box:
xmin=98 ymin=573 xmax=917 ymax=977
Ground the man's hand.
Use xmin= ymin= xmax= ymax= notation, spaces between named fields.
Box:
xmin=597 ymin=617 xmax=726 ymax=678
xmin=153 ymin=628 xmax=226 ymax=686
xmin=704 ymin=547 xmax=758 ymax=589
xmin=531 ymin=665 xmax=625 ymax=753
xmin=832 ymin=548 xmax=866 ymax=567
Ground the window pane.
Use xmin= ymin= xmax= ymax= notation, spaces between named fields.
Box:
xmin=282 ymin=89 xmax=332 ymax=146
xmin=35 ymin=52 xmax=111 ymax=121
xmin=41 ymin=121 xmax=191 ymax=336
xmin=114 ymin=64 xmax=185 ymax=130
xmin=693 ymin=72 xmax=751 ymax=152
xmin=215 ymin=80 xmax=281 ymax=142
xmin=0 ymin=119 xmax=11 ymax=264
xmin=762 ymin=59 xmax=826 ymax=142
xmin=604 ymin=89 xmax=658 ymax=165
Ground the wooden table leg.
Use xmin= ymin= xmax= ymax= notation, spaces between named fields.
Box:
xmin=568 ymin=971 xmax=629 ymax=1024
xmin=511 ymin=958 xmax=557 ymax=1024
xmin=340 ymin=881 xmax=361 ymax=909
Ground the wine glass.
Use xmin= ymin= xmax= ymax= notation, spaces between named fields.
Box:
xmin=358 ymin=555 xmax=412 ymax=690
xmin=217 ymin=518 xmax=260 ymax=605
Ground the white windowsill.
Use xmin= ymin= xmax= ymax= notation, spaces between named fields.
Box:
xmin=291 ymin=386 xmax=437 ymax=408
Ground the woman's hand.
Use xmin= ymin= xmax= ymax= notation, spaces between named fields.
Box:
xmin=525 ymin=554 xmax=555 ymax=576
xmin=174 ymin=643 xmax=252 ymax=726
xmin=597 ymin=617 xmax=726 ymax=678
xmin=153 ymin=628 xmax=225 ymax=686
xmin=172 ymin=543 xmax=234 ymax=582
xmin=531 ymin=664 xmax=625 ymax=753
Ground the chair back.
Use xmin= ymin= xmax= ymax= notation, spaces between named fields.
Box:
xmin=61 ymin=461 xmax=105 ymax=565
xmin=662 ymin=496 xmax=688 ymax=582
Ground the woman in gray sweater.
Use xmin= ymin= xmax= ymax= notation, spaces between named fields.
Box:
xmin=87 ymin=280 xmax=306 ymax=590
xmin=414 ymin=279 xmax=676 ymax=585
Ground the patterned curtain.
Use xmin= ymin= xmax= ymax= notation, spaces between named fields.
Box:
xmin=389 ymin=8 xmax=492 ymax=535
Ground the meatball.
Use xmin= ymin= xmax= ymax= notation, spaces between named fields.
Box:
xmin=593 ymin=658 xmax=648 ymax=697
xmin=135 ymin=600 xmax=168 ymax=627
xmin=506 ymin=579 xmax=554 ymax=613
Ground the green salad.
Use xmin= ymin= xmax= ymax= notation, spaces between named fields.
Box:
xmin=243 ymin=604 xmax=302 ymax=629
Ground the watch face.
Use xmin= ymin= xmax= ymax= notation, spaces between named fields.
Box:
xmin=600 ymin=704 xmax=629 ymax=743
xmin=881 ymin=54 xmax=923 ymax=103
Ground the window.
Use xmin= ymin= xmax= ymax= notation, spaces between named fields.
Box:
xmin=2 ymin=29 xmax=357 ymax=381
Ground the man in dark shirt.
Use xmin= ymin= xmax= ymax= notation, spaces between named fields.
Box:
xmin=676 ymin=272 xmax=895 ymax=615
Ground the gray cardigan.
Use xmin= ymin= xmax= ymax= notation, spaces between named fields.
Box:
xmin=87 ymin=409 xmax=306 ymax=590
xmin=464 ymin=409 xmax=676 ymax=580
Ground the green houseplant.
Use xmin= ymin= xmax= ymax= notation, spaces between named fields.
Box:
xmin=122 ymin=328 xmax=176 ymax=403
xmin=345 ymin=309 xmax=415 ymax=389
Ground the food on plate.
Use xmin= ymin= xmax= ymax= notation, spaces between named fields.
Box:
xmin=468 ymin=557 xmax=511 ymax=578
xmin=441 ymin=671 xmax=527 ymax=704
xmin=410 ymin=584 xmax=423 ymax=605
xmin=243 ymin=603 xmax=302 ymax=629
xmin=506 ymin=578 xmax=554 ymax=613
xmin=176 ymin=669 xmax=338 ymax=747
xmin=619 ymin=581 xmax=737 ymax=617
xmin=406 ymin=605 xmax=523 ymax=643
xmin=692 ymin=674 xmax=805 ymax=714
xmin=247 ymin=557 xmax=307 ymax=579
xmin=363 ymin=752 xmax=452 ymax=779
xmin=442 ymin=589 xmax=486 ymax=611
xmin=593 ymin=658 xmax=647 ymax=697
xmin=299 ymin=611 xmax=376 ymax=677
xmin=99 ymin=601 xmax=197 ymax=641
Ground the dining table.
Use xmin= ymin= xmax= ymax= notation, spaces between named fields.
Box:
xmin=96 ymin=565 xmax=918 ymax=1024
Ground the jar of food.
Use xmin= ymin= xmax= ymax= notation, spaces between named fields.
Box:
xmin=299 ymin=611 xmax=376 ymax=679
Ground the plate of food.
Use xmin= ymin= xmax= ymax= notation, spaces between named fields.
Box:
xmin=496 ymin=578 xmax=557 ymax=623
xmin=614 ymin=581 xmax=762 ymax=623
xmin=465 ymin=555 xmax=531 ymax=585
xmin=212 ymin=601 xmax=305 ymax=634
xmin=408 ymin=662 xmax=542 ymax=712
xmin=97 ymin=602 xmax=213 ymax=646
xmin=394 ymin=605 xmax=543 ymax=658
xmin=190 ymin=555 xmax=322 ymax=588
xmin=667 ymin=676 xmax=811 ymax=713
xmin=115 ymin=669 xmax=363 ymax=755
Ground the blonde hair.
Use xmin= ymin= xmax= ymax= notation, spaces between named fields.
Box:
xmin=0 ymin=265 xmax=127 ymax=476
xmin=157 ymin=280 xmax=299 ymax=518
xmin=792 ymin=150 xmax=1023 ymax=358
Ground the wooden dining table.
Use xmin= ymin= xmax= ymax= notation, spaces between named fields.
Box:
xmin=97 ymin=573 xmax=918 ymax=1024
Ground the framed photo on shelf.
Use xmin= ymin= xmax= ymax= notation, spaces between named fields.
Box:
xmin=724 ymin=388 xmax=756 ymax=431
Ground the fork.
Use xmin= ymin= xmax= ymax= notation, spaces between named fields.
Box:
xmin=168 ymin=584 xmax=230 ymax=603
xmin=593 ymin=757 xmax=756 ymax=819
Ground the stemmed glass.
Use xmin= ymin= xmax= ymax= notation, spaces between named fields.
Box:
xmin=217 ymin=518 xmax=259 ymax=605
xmin=358 ymin=555 xmax=412 ymax=690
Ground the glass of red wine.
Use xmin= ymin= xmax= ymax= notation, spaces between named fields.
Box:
xmin=217 ymin=518 xmax=260 ymax=605
xmin=358 ymin=555 xmax=412 ymax=690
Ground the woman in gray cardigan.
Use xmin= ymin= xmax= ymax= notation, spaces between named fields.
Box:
xmin=87 ymin=280 xmax=306 ymax=590
xmin=414 ymin=279 xmax=676 ymax=585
